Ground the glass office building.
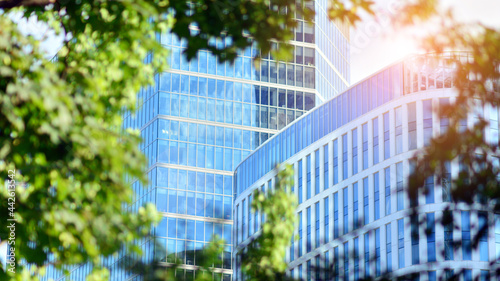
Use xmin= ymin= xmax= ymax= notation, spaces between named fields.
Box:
xmin=234 ymin=52 xmax=497 ymax=281
xmin=133 ymin=1 xmax=350 ymax=280
xmin=37 ymin=1 xmax=351 ymax=280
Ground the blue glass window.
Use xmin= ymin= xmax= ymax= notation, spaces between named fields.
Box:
xmin=206 ymin=194 xmax=214 ymax=218
xmin=196 ymin=193 xmax=204 ymax=217
xmin=205 ymin=222 xmax=213 ymax=242
xmin=352 ymin=128 xmax=358 ymax=175
xmin=324 ymin=250 xmax=330 ymax=280
xmin=411 ymin=215 xmax=420 ymax=264
xmin=343 ymin=187 xmax=349 ymax=234
xmin=350 ymin=238 xmax=357 ymax=281
xmin=396 ymin=162 xmax=404 ymax=211
xmin=462 ymin=211 xmax=472 ymax=260
xmin=315 ymin=150 xmax=320 ymax=195
xmin=216 ymin=100 xmax=224 ymax=123
xmin=324 ymin=144 xmax=329 ymax=189
xmin=385 ymin=167 xmax=391 ymax=216
xmin=306 ymin=113 xmax=312 ymax=145
xmin=215 ymin=195 xmax=223 ymax=219
xmin=427 ymin=213 xmax=436 ymax=262
xmin=226 ymin=59 xmax=234 ymax=77
xmin=374 ymin=172 xmax=380 ymax=220
xmin=353 ymin=182 xmax=359 ymax=230
xmin=181 ymin=75 xmax=189 ymax=95
xmin=423 ymin=100 xmax=433 ymax=146
xmin=207 ymin=53 xmax=216 ymax=75
xmin=333 ymin=139 xmax=339 ymax=184
xmin=307 ymin=154 xmax=312 ymax=200
xmin=398 ymin=219 xmax=404 ymax=268
xmin=224 ymin=175 xmax=233 ymax=195
xmin=298 ymin=160 xmax=303 ymax=204
xmin=168 ymin=218 xmax=176 ymax=238
xmin=480 ymin=271 xmax=490 ymax=281
xmin=342 ymin=93 xmax=348 ymax=125
xmin=224 ymin=196 xmax=232 ymax=220
xmin=307 ymin=207 xmax=311 ymax=253
xmin=428 ymin=271 xmax=436 ymax=281
xmin=395 ymin=107 xmax=403 ymax=154
xmin=157 ymin=217 xmax=167 ymax=237
xmin=315 ymin=202 xmax=320 ymax=249
xmin=344 ymin=242 xmax=349 ymax=281
xmin=464 ymin=269 xmax=472 ymax=281
xmin=178 ymin=191 xmax=186 ymax=214
xmin=362 ymin=123 xmax=368 ymax=170
xmin=408 ymin=102 xmax=417 ymax=150
xmin=298 ymin=212 xmax=303 ymax=257
xmin=168 ymin=189 xmax=177 ymax=213
xmin=157 ymin=188 xmax=167 ymax=212
xmin=177 ymin=219 xmax=186 ymax=239
xmin=306 ymin=259 xmax=311 ymax=281
xmin=171 ymin=48 xmax=180 ymax=69
xmin=425 ymin=176 xmax=434 ymax=204
xmin=362 ymin=178 xmax=369 ymax=226
xmin=386 ymin=223 xmax=392 ymax=272
xmin=373 ymin=117 xmax=379 ymax=164
xmin=324 ymin=197 xmax=329 ymax=243
xmin=444 ymin=212 xmax=453 ymax=260
xmin=269 ymin=62 xmax=277 ymax=84
xmin=375 ymin=228 xmax=381 ymax=277
xmin=334 ymin=192 xmax=339 ymax=239
xmin=334 ymin=247 xmax=339 ymax=281
xmin=159 ymin=93 xmax=171 ymax=116
xmin=383 ymin=112 xmax=390 ymax=160
xmin=364 ymin=233 xmax=370 ymax=278
xmin=479 ymin=212 xmax=489 ymax=261
xmin=442 ymin=161 xmax=452 ymax=202
xmin=342 ymin=134 xmax=348 ymax=180
xmin=242 ymin=199 xmax=246 ymax=239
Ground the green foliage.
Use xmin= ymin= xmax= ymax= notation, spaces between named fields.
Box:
xmin=328 ymin=0 xmax=374 ymax=25
xmin=242 ymin=164 xmax=297 ymax=281
xmin=406 ymin=8 xmax=500 ymax=280
xmin=0 ymin=14 xmax=165 ymax=280
xmin=0 ymin=14 xmax=161 ymax=280
xmin=409 ymin=25 xmax=500 ymax=215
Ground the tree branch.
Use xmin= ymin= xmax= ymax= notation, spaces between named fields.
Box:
xmin=0 ymin=0 xmax=55 ymax=9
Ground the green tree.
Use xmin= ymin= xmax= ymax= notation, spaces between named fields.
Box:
xmin=242 ymin=164 xmax=297 ymax=281
xmin=0 ymin=14 xmax=161 ymax=281
xmin=407 ymin=16 xmax=500 ymax=279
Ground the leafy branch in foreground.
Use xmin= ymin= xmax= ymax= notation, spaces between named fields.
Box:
xmin=407 ymin=14 xmax=500 ymax=280
xmin=0 ymin=14 xmax=162 ymax=281
xmin=242 ymin=164 xmax=297 ymax=281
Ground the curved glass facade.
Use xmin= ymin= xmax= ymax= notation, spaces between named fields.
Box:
xmin=234 ymin=53 xmax=497 ymax=281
